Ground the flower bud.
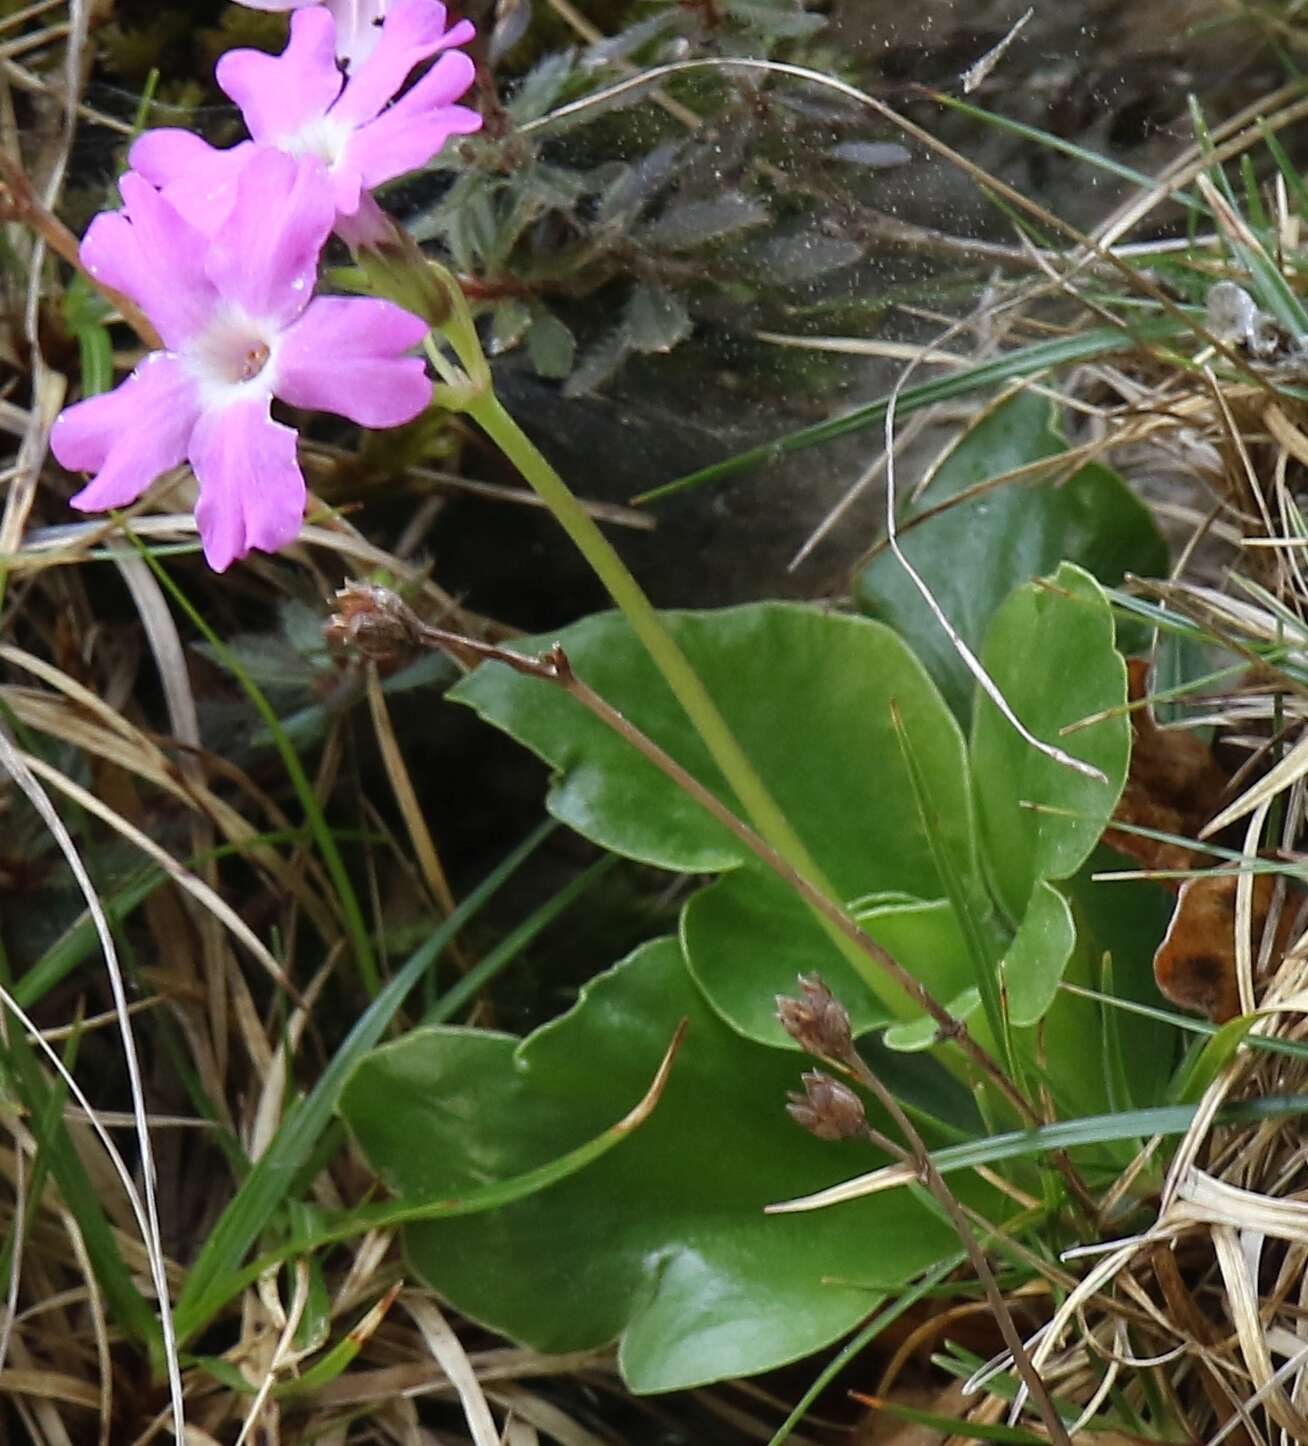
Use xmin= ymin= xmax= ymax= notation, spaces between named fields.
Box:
xmin=786 ymin=1070 xmax=867 ymax=1142
xmin=357 ymin=228 xmax=457 ymax=328
xmin=776 ymin=973 xmax=853 ymax=1060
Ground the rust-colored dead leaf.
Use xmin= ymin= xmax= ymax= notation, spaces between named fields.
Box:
xmin=1105 ymin=659 xmax=1304 ymax=1023
xmin=1103 ymin=658 xmax=1231 ymax=877
xmin=1153 ymin=868 xmax=1303 ymax=1023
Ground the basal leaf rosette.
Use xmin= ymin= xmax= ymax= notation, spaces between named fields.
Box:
xmin=449 ymin=602 xmax=985 ymax=1045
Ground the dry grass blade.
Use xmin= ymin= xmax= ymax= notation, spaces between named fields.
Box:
xmin=0 ymin=722 xmax=186 ymax=1432
xmin=234 ymin=1257 xmax=311 ymax=1445
xmin=17 ymin=747 xmax=295 ymax=996
xmin=365 ymin=662 xmax=459 ymax=917
xmin=402 ymin=1295 xmax=501 ymax=1446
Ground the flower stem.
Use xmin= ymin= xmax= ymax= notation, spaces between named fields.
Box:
xmin=368 ymin=246 xmax=919 ymax=1022
xmin=465 ymin=387 xmax=915 ymax=1020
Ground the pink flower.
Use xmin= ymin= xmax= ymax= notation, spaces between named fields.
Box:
xmin=235 ymin=0 xmax=390 ymax=68
xmin=51 ymin=150 xmax=432 ymax=571
xmin=131 ymin=0 xmax=481 ymax=246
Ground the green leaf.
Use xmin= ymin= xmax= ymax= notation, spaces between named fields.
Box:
xmin=450 ymin=604 xmax=980 ymax=1043
xmin=639 ymin=193 xmax=770 ymax=250
xmin=855 ymin=391 xmax=1167 ymax=719
xmin=624 ymin=284 xmax=692 ymax=353
xmin=1001 ymin=881 xmax=1075 ymax=1028
xmin=525 ymin=312 xmax=576 ymax=378
xmin=970 ymin=565 xmax=1130 ymax=923
xmin=884 ymin=988 xmax=981 ymax=1051
xmin=1065 ymin=847 xmax=1178 ymax=1109
xmin=340 ymin=938 xmax=977 ymax=1392
xmin=852 ymin=894 xmax=981 ymax=1048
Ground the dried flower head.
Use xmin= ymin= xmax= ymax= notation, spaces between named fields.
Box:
xmin=324 ymin=582 xmax=427 ymax=666
xmin=786 ymin=1070 xmax=867 ymax=1142
xmin=775 ymin=972 xmax=852 ymax=1060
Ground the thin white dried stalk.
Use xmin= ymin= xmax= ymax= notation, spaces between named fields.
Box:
xmin=961 ymin=6 xmax=1033 ymax=91
xmin=235 ymin=1259 xmax=310 ymax=1446
xmin=1027 ymin=1235 xmax=1175 ymax=1382
xmin=331 ymin=1228 xmax=392 ymax=1319
xmin=1065 ymin=1324 xmax=1121 ymax=1437
xmin=1202 ymin=732 xmax=1308 ymax=839
xmin=502 ymin=1417 xmax=540 ymax=1446
xmin=484 ymin=1385 xmax=610 ymax=1446
xmin=0 ymin=1005 xmax=24 ymax=1379
xmin=401 ymin=1295 xmax=500 ymax=1446
xmin=0 ymin=728 xmax=184 ymax=1435
xmin=1213 ymin=1223 xmax=1308 ymax=1437
xmin=787 ymin=410 xmax=932 ymax=572
xmin=247 ymin=952 xmax=334 ymax=1165
xmin=1207 ymin=1336 xmax=1308 ymax=1446
xmin=1172 ymin=1170 xmax=1308 ymax=1245
xmin=1235 ymin=803 xmax=1274 ymax=1017
xmin=55 ymin=1204 xmax=111 ymax=1446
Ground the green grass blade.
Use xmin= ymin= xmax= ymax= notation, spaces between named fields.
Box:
xmin=772 ymin=1093 xmax=1308 ymax=1211
xmin=890 ymin=704 xmax=1010 ymax=1067
xmin=426 ymin=852 xmax=618 ymax=1023
xmin=924 ymin=89 xmax=1201 ymax=212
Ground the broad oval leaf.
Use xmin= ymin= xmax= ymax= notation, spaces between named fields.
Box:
xmin=450 ymin=604 xmax=980 ymax=1041
xmin=1001 ymin=879 xmax=1076 ymax=1028
xmin=339 ymin=938 xmax=979 ymax=1392
xmin=970 ymin=563 xmax=1130 ymax=923
xmin=855 ymin=390 xmax=1166 ymax=719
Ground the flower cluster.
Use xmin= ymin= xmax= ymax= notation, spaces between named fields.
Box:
xmin=52 ymin=0 xmax=481 ymax=571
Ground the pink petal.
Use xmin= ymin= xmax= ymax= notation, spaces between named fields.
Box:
xmin=333 ymin=0 xmax=474 ymax=128
xmin=325 ymin=0 xmax=387 ymax=66
xmin=53 ymin=352 xmax=200 ymax=511
xmin=129 ymin=131 xmax=255 ymax=237
xmin=82 ymin=173 xmax=216 ymax=348
xmin=205 ymin=150 xmax=334 ymax=325
xmin=341 ymin=53 xmax=480 ymax=192
xmin=129 ymin=128 xmax=215 ymax=186
xmin=383 ymin=42 xmax=478 ymax=115
xmin=230 ymin=0 xmax=317 ymax=8
xmin=217 ymin=6 xmax=344 ymax=143
xmin=189 ymin=397 xmax=306 ymax=571
xmin=275 ymin=296 xmax=432 ymax=425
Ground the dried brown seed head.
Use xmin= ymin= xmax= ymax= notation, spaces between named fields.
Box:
xmin=324 ymin=583 xmax=426 ymax=668
xmin=776 ymin=972 xmax=853 ymax=1060
xmin=786 ymin=1069 xmax=867 ymax=1142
